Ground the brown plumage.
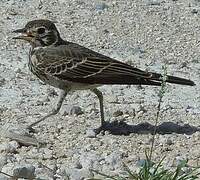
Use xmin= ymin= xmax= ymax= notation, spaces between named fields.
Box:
xmin=13 ymin=19 xmax=195 ymax=132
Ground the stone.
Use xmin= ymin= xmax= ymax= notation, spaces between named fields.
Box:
xmin=0 ymin=77 xmax=5 ymax=86
xmin=0 ymin=141 xmax=19 ymax=153
xmin=64 ymin=168 xmax=93 ymax=180
xmin=145 ymin=0 xmax=161 ymax=5
xmin=0 ymin=154 xmax=7 ymax=170
xmin=13 ymin=164 xmax=35 ymax=179
xmin=1 ymin=163 xmax=14 ymax=177
xmin=166 ymin=138 xmax=173 ymax=146
xmin=85 ymin=129 xmax=96 ymax=138
xmin=69 ymin=106 xmax=83 ymax=116
xmin=0 ymin=174 xmax=9 ymax=180
xmin=79 ymin=153 xmax=99 ymax=169
xmin=113 ymin=110 xmax=123 ymax=117
xmin=95 ymin=3 xmax=108 ymax=11
xmin=105 ymin=152 xmax=122 ymax=170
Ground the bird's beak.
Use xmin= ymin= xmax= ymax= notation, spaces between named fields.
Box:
xmin=13 ymin=28 xmax=26 ymax=33
xmin=12 ymin=28 xmax=33 ymax=42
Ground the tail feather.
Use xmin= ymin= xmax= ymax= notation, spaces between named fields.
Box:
xmin=151 ymin=73 xmax=195 ymax=86
xmin=65 ymin=72 xmax=195 ymax=86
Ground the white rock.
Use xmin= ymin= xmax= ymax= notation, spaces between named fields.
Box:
xmin=1 ymin=163 xmax=14 ymax=176
xmin=64 ymin=168 xmax=93 ymax=180
xmin=79 ymin=153 xmax=100 ymax=169
xmin=0 ymin=141 xmax=19 ymax=153
xmin=42 ymin=148 xmax=53 ymax=159
xmin=85 ymin=129 xmax=96 ymax=138
xmin=0 ymin=174 xmax=9 ymax=180
xmin=0 ymin=154 xmax=7 ymax=170
xmin=105 ymin=152 xmax=122 ymax=170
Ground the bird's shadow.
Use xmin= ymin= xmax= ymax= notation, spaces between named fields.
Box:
xmin=99 ymin=120 xmax=200 ymax=135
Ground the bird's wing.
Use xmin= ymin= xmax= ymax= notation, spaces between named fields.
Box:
xmin=33 ymin=44 xmax=155 ymax=84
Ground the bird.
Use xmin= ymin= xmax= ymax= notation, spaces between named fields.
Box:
xmin=13 ymin=19 xmax=195 ymax=133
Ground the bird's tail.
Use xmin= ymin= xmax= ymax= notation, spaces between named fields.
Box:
xmin=151 ymin=72 xmax=195 ymax=86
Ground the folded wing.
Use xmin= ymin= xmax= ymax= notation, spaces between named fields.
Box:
xmin=32 ymin=44 xmax=194 ymax=86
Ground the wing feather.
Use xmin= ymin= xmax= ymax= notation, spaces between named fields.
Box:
xmin=32 ymin=44 xmax=152 ymax=84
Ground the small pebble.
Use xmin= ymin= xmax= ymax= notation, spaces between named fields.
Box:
xmin=42 ymin=148 xmax=53 ymax=159
xmin=13 ymin=164 xmax=35 ymax=179
xmin=79 ymin=153 xmax=99 ymax=169
xmin=0 ymin=155 xmax=7 ymax=169
xmin=95 ymin=2 xmax=108 ymax=11
xmin=0 ymin=141 xmax=19 ymax=153
xmin=166 ymin=138 xmax=173 ymax=146
xmin=85 ymin=129 xmax=96 ymax=138
xmin=69 ymin=106 xmax=83 ymax=116
xmin=64 ymin=168 xmax=93 ymax=180
xmin=1 ymin=163 xmax=14 ymax=177
xmin=191 ymin=9 xmax=198 ymax=14
xmin=0 ymin=174 xmax=8 ymax=180
xmin=105 ymin=152 xmax=122 ymax=170
xmin=47 ymin=88 xmax=58 ymax=97
xmin=136 ymin=159 xmax=153 ymax=167
xmin=145 ymin=0 xmax=161 ymax=5
xmin=0 ymin=77 xmax=5 ymax=86
xmin=113 ymin=110 xmax=123 ymax=117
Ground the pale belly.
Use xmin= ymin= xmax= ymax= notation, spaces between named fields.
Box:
xmin=39 ymin=73 xmax=101 ymax=91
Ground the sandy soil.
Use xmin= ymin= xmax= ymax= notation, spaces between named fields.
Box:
xmin=0 ymin=0 xmax=200 ymax=179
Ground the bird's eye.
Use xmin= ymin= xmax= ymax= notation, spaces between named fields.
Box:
xmin=37 ymin=27 xmax=45 ymax=34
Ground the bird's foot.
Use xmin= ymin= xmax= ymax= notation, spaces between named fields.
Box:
xmin=26 ymin=125 xmax=38 ymax=134
xmin=94 ymin=121 xmax=109 ymax=135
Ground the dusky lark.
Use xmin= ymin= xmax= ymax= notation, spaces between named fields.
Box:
xmin=13 ymin=19 xmax=195 ymax=133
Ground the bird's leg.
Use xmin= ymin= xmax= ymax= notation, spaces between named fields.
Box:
xmin=27 ymin=90 xmax=68 ymax=131
xmin=91 ymin=88 xmax=107 ymax=133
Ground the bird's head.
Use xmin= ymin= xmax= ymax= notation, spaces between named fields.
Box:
xmin=13 ymin=19 xmax=62 ymax=47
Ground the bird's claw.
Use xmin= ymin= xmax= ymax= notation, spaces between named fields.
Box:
xmin=94 ymin=122 xmax=108 ymax=135
xmin=26 ymin=125 xmax=37 ymax=133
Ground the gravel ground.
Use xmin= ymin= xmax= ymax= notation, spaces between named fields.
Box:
xmin=0 ymin=0 xmax=200 ymax=179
